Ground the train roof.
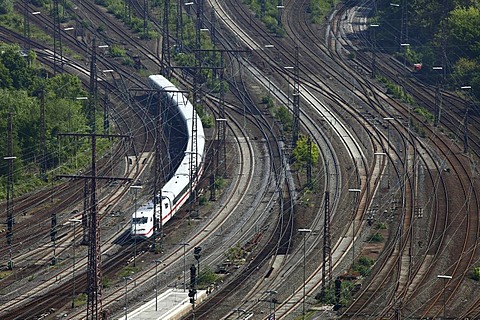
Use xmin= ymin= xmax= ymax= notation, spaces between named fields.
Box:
xmin=148 ymin=75 xmax=178 ymax=91
xmin=147 ymin=74 xmax=205 ymax=200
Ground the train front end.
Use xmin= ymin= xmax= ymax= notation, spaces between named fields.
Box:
xmin=131 ymin=201 xmax=155 ymax=238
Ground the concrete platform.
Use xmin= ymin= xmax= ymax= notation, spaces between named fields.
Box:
xmin=119 ymin=288 xmax=206 ymax=320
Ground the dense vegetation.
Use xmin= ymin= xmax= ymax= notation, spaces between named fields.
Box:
xmin=0 ymin=44 xmax=91 ymax=199
xmin=375 ymin=0 xmax=480 ymax=99
xmin=241 ymin=0 xmax=286 ymax=36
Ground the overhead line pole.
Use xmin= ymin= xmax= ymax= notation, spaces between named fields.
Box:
xmin=161 ymin=0 xmax=171 ymax=77
xmin=5 ymin=111 xmax=16 ymax=270
xmin=56 ymin=132 xmax=131 ymax=320
xmin=291 ymin=45 xmax=300 ymax=149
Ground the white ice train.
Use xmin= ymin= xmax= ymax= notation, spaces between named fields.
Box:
xmin=130 ymin=75 xmax=206 ymax=238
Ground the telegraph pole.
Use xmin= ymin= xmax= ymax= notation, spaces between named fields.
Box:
xmin=57 ymin=39 xmax=132 ymax=319
xmin=142 ymin=0 xmax=148 ymax=38
xmin=52 ymin=0 xmax=63 ymax=74
xmin=129 ymin=86 xmax=189 ymax=250
xmin=153 ymin=97 xmax=163 ymax=252
xmin=176 ymin=0 xmax=184 ymax=52
xmin=260 ymin=0 xmax=265 ymax=18
xmin=400 ymin=0 xmax=408 ymax=46
xmin=191 ymin=48 xmax=249 ymax=182
xmin=322 ymin=191 xmax=332 ymax=295
xmin=291 ymin=46 xmax=300 ymax=149
xmin=5 ymin=110 xmax=16 ymax=270
xmin=56 ymin=132 xmax=131 ymax=319
xmin=39 ymin=87 xmax=47 ymax=181
xmin=161 ymin=0 xmax=171 ymax=77
xmin=23 ymin=0 xmax=31 ymax=50
xmin=306 ymin=137 xmax=312 ymax=188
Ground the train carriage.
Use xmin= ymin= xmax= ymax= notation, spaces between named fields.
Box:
xmin=131 ymin=75 xmax=205 ymax=238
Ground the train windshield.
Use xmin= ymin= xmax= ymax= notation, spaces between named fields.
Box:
xmin=133 ymin=217 xmax=148 ymax=224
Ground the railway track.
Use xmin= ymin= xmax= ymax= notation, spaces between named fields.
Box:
xmin=199 ymin=1 xmax=386 ymax=318
xmin=2 ymin=0 xmax=288 ymax=318
xmin=205 ymin=0 xmax=480 ymax=319
xmin=1 ymin=0 xmax=478 ymax=318
xmin=0 ymin=6 xmax=162 ymax=318
xmin=327 ymin=1 xmax=480 ymax=318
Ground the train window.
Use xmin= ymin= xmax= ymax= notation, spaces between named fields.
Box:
xmin=133 ymin=217 xmax=148 ymax=224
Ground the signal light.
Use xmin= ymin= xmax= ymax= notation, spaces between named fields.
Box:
xmin=194 ymin=246 xmax=202 ymax=260
xmin=190 ymin=264 xmax=197 ymax=288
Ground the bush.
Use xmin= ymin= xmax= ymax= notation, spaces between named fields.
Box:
xmin=198 ymin=195 xmax=207 ymax=206
xmin=353 ymin=256 xmax=374 ymax=276
xmin=118 ymin=266 xmax=140 ymax=278
xmin=367 ymin=233 xmax=384 ymax=243
xmin=214 ymin=176 xmax=225 ymax=190
xmin=198 ymin=266 xmax=221 ymax=288
xmin=376 ymin=222 xmax=387 ymax=229
xmin=315 ymin=287 xmax=336 ymax=304
xmin=274 ymin=105 xmax=293 ymax=131
xmin=472 ymin=266 xmax=480 ymax=281
xmin=110 ymin=44 xmax=126 ymax=58
xmin=73 ymin=293 xmax=88 ymax=307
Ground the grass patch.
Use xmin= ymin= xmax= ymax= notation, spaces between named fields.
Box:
xmin=0 ymin=270 xmax=11 ymax=280
xmin=414 ymin=106 xmax=434 ymax=123
xmin=73 ymin=293 xmax=88 ymax=307
xmin=118 ymin=266 xmax=141 ymax=278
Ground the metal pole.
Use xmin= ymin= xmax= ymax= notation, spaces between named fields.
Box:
xmin=383 ymin=117 xmax=394 ymax=189
xmin=265 ymin=290 xmax=277 ymax=319
xmin=298 ymin=229 xmax=311 ymax=319
xmin=180 ymin=242 xmax=190 ymax=292
xmin=437 ymin=275 xmax=451 ymax=319
xmin=461 ymin=86 xmax=471 ymax=153
xmin=184 ymin=244 xmax=186 ymax=292
xmin=443 ymin=279 xmax=447 ymax=319
xmin=72 ymin=221 xmax=76 ymax=308
xmin=154 ymin=260 xmax=160 ymax=311
xmin=370 ymin=24 xmax=379 ymax=77
xmin=69 ymin=219 xmax=81 ymax=308
xmin=130 ymin=185 xmax=142 ymax=267
xmin=303 ymin=233 xmax=306 ymax=318
xmin=124 ymin=277 xmax=132 ymax=320
xmin=348 ymin=188 xmax=361 ymax=264
xmin=134 ymin=192 xmax=137 ymax=267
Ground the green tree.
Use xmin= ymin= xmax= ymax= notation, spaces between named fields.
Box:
xmin=0 ymin=45 xmax=37 ymax=90
xmin=0 ymin=45 xmax=90 ymax=197
xmin=0 ymin=61 xmax=13 ymax=88
xmin=273 ymin=105 xmax=292 ymax=131
xmin=293 ymin=135 xmax=319 ymax=166
xmin=0 ymin=0 xmax=13 ymax=14
xmin=446 ymin=6 xmax=480 ymax=60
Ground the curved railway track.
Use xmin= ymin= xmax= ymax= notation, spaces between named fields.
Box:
xmin=1 ymin=0 xmax=479 ymax=318
xmin=207 ymin=0 xmax=475 ymax=318
xmin=0 ymin=6 xmax=162 ymax=318
xmin=2 ymin=1 xmax=284 ymax=318
xmin=327 ymin=1 xmax=480 ymax=318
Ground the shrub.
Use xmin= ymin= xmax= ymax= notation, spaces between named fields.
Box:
xmin=110 ymin=44 xmax=126 ymax=58
xmin=353 ymin=256 xmax=375 ymax=276
xmin=367 ymin=233 xmax=384 ymax=243
xmin=472 ymin=266 xmax=480 ymax=281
